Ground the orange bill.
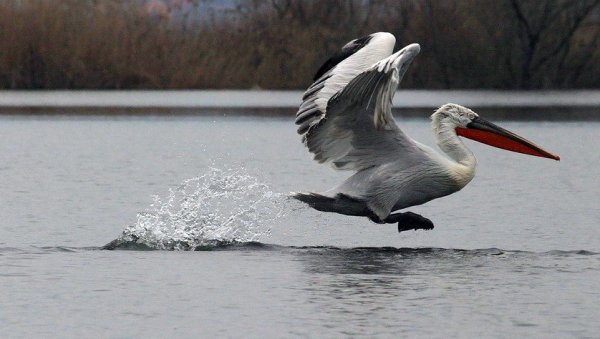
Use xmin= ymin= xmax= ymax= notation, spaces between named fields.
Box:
xmin=455 ymin=117 xmax=560 ymax=161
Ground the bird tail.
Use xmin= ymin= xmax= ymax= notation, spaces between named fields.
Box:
xmin=291 ymin=192 xmax=371 ymax=217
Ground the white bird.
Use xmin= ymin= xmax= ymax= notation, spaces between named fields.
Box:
xmin=293 ymin=32 xmax=560 ymax=232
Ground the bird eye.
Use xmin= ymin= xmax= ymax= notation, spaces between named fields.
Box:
xmin=468 ymin=112 xmax=475 ymax=119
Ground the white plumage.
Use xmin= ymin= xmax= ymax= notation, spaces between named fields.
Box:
xmin=293 ymin=32 xmax=559 ymax=232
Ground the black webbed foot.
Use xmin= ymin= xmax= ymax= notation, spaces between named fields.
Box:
xmin=384 ymin=212 xmax=435 ymax=233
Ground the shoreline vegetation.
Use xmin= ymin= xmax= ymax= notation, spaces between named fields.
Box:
xmin=1 ymin=0 xmax=600 ymax=90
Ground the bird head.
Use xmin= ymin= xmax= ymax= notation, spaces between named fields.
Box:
xmin=432 ymin=103 xmax=478 ymax=128
xmin=432 ymin=103 xmax=560 ymax=161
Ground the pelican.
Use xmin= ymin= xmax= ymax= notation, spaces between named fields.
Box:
xmin=293 ymin=32 xmax=560 ymax=232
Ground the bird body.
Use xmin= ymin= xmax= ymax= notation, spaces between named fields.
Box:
xmin=294 ymin=32 xmax=559 ymax=231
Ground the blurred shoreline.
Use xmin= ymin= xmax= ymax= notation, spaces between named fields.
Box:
xmin=0 ymin=90 xmax=599 ymax=120
xmin=1 ymin=1 xmax=599 ymax=91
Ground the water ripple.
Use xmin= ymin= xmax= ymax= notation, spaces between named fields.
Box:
xmin=1 ymin=243 xmax=598 ymax=259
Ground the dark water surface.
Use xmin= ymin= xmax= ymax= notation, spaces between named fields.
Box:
xmin=1 ymin=114 xmax=599 ymax=337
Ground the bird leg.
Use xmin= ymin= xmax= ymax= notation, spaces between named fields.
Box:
xmin=384 ymin=212 xmax=435 ymax=233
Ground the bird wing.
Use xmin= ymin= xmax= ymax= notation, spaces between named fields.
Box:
xmin=295 ymin=32 xmax=396 ymax=135
xmin=296 ymin=43 xmax=424 ymax=171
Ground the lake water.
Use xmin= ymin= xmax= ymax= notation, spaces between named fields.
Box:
xmin=1 ymin=113 xmax=599 ymax=338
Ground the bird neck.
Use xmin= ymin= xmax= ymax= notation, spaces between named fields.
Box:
xmin=432 ymin=119 xmax=477 ymax=187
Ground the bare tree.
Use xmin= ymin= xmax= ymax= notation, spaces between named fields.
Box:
xmin=508 ymin=0 xmax=600 ymax=88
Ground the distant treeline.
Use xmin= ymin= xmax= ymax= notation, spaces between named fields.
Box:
xmin=1 ymin=0 xmax=599 ymax=89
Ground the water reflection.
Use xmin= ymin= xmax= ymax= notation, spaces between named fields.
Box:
xmin=283 ymin=246 xmax=597 ymax=336
xmin=286 ymin=248 xmax=477 ymax=336
xmin=295 ymin=248 xmax=411 ymax=275
xmin=292 ymin=247 xmax=505 ymax=275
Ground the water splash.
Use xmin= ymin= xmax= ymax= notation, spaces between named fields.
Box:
xmin=106 ymin=167 xmax=285 ymax=250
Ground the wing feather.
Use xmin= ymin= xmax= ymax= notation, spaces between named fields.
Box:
xmin=295 ymin=32 xmax=396 ymax=135
xmin=298 ymin=43 xmax=422 ymax=171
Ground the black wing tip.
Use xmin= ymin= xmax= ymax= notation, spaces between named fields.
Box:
xmin=312 ymin=34 xmax=373 ymax=81
xmin=313 ymin=58 xmax=337 ymax=82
